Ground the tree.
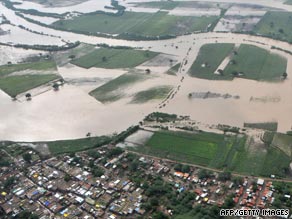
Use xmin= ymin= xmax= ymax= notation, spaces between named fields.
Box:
xmin=25 ymin=93 xmax=32 ymax=100
xmin=22 ymin=153 xmax=32 ymax=163
xmin=3 ymin=176 xmax=15 ymax=189
xmin=218 ymin=171 xmax=231 ymax=181
xmin=52 ymin=83 xmax=59 ymax=91
xmin=102 ymin=56 xmax=107 ymax=62
xmin=145 ymin=69 xmax=151 ymax=74
xmin=64 ymin=174 xmax=71 ymax=182
xmin=198 ymin=169 xmax=210 ymax=179
xmin=282 ymin=72 xmax=288 ymax=79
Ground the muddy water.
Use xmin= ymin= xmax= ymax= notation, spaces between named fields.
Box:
xmin=162 ymin=77 xmax=292 ymax=132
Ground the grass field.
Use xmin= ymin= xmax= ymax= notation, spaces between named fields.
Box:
xmin=46 ymin=136 xmax=111 ymax=155
xmin=228 ymin=132 xmax=291 ymax=177
xmin=0 ymin=60 xmax=56 ymax=77
xmin=0 ymin=60 xmax=60 ymax=97
xmin=53 ymin=11 xmax=218 ymax=37
xmin=254 ymin=11 xmax=292 ymax=43
xmin=130 ymin=86 xmax=173 ymax=103
xmin=126 ymin=128 xmax=291 ymax=177
xmin=89 ymin=72 xmax=152 ymax=103
xmin=188 ymin=43 xmax=235 ymax=80
xmin=71 ymin=48 xmax=158 ymax=69
xmin=224 ymin=44 xmax=287 ymax=81
xmin=129 ymin=130 xmax=242 ymax=167
xmin=271 ymin=133 xmax=292 ymax=157
xmin=0 ymin=74 xmax=59 ymax=97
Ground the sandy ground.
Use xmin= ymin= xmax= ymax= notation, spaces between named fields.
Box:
xmin=1 ymin=0 xmax=292 ymax=141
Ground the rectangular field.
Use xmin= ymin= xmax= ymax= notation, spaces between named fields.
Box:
xmin=188 ymin=43 xmax=235 ymax=80
xmin=129 ymin=130 xmax=240 ymax=167
xmin=0 ymin=60 xmax=60 ymax=97
xmin=53 ymin=11 xmax=218 ymax=37
xmin=254 ymin=11 xmax=292 ymax=43
xmin=224 ymin=44 xmax=287 ymax=81
xmin=71 ymin=48 xmax=158 ymax=69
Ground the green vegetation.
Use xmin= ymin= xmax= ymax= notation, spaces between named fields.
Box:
xmin=188 ymin=43 xmax=235 ymax=80
xmin=71 ymin=47 xmax=158 ymax=69
xmin=229 ymin=133 xmax=291 ymax=177
xmin=53 ymin=43 xmax=96 ymax=66
xmin=284 ymin=0 xmax=292 ymax=5
xmin=244 ymin=122 xmax=278 ymax=132
xmin=53 ymin=11 xmax=218 ymax=37
xmin=130 ymin=130 xmax=241 ymax=167
xmin=130 ymin=86 xmax=173 ymax=103
xmin=189 ymin=43 xmax=287 ymax=81
xmin=254 ymin=11 xmax=292 ymax=43
xmin=224 ymin=44 xmax=287 ymax=81
xmin=271 ymin=133 xmax=292 ymax=157
xmin=0 ymin=60 xmax=56 ymax=77
xmin=46 ymin=136 xmax=111 ymax=155
xmin=0 ymin=59 xmax=60 ymax=97
xmin=166 ymin=63 xmax=180 ymax=75
xmin=89 ymin=72 xmax=151 ymax=103
xmin=0 ymin=74 xmax=59 ymax=97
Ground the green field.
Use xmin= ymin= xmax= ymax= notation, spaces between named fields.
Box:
xmin=284 ymin=0 xmax=292 ymax=4
xmin=244 ymin=122 xmax=278 ymax=132
xmin=129 ymin=130 xmax=242 ymax=167
xmin=71 ymin=48 xmax=158 ymax=69
xmin=254 ymin=11 xmax=292 ymax=43
xmin=53 ymin=43 xmax=96 ymax=66
xmin=224 ymin=44 xmax=287 ymax=81
xmin=0 ymin=74 xmax=59 ymax=97
xmin=0 ymin=60 xmax=60 ymax=97
xmin=130 ymin=86 xmax=173 ymax=104
xmin=89 ymin=72 xmax=152 ymax=103
xmin=126 ymin=128 xmax=291 ymax=177
xmin=166 ymin=63 xmax=180 ymax=75
xmin=53 ymin=11 xmax=218 ymax=37
xmin=0 ymin=60 xmax=56 ymax=77
xmin=46 ymin=136 xmax=111 ymax=155
xmin=188 ymin=43 xmax=235 ymax=80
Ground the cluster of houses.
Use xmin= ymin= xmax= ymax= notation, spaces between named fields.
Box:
xmin=0 ymin=144 xmax=291 ymax=218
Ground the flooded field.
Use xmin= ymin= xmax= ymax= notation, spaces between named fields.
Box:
xmin=0 ymin=0 xmax=292 ymax=141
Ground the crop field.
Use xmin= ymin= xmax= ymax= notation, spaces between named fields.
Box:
xmin=53 ymin=11 xmax=218 ymax=37
xmin=254 ymin=11 xmax=292 ymax=43
xmin=271 ymin=133 xmax=292 ymax=157
xmin=0 ymin=74 xmax=59 ymax=97
xmin=46 ymin=136 xmax=111 ymax=155
xmin=188 ymin=43 xmax=235 ymax=80
xmin=0 ymin=60 xmax=56 ymax=77
xmin=89 ymin=72 xmax=152 ymax=103
xmin=71 ymin=48 xmax=158 ymax=69
xmin=224 ymin=44 xmax=287 ymax=81
xmin=129 ymin=130 xmax=242 ymax=167
xmin=0 ymin=60 xmax=60 ymax=97
xmin=229 ymin=144 xmax=290 ymax=177
xmin=130 ymin=86 xmax=173 ymax=104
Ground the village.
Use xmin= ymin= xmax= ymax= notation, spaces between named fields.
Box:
xmin=0 ymin=142 xmax=291 ymax=219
